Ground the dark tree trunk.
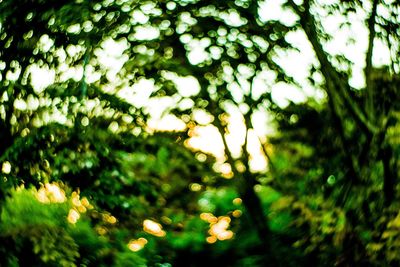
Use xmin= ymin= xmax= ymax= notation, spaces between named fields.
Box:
xmin=239 ymin=174 xmax=279 ymax=266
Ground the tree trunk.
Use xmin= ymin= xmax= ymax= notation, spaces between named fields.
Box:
xmin=239 ymin=173 xmax=278 ymax=265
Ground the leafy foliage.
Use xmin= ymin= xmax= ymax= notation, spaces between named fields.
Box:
xmin=0 ymin=0 xmax=399 ymax=266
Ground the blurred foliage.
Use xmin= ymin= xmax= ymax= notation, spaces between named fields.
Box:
xmin=0 ymin=0 xmax=399 ymax=266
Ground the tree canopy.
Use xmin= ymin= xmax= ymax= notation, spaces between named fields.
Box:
xmin=0 ymin=0 xmax=399 ymax=266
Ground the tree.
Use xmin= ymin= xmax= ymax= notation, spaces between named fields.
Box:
xmin=0 ymin=1 xmax=219 ymax=265
xmin=119 ymin=0 xmax=399 ymax=264
xmin=0 ymin=0 xmax=399 ymax=266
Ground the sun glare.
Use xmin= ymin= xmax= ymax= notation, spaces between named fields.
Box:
xmin=128 ymin=237 xmax=148 ymax=252
xmin=36 ymin=183 xmax=66 ymax=203
xmin=143 ymin=219 xmax=166 ymax=237
xmin=1 ymin=161 xmax=11 ymax=174
xmin=200 ymin=213 xmax=235 ymax=243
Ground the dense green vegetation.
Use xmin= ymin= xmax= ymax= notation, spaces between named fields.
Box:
xmin=0 ymin=0 xmax=399 ymax=266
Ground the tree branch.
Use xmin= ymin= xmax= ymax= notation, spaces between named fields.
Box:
xmin=288 ymin=0 xmax=379 ymax=134
xmin=365 ymin=0 xmax=379 ymax=121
